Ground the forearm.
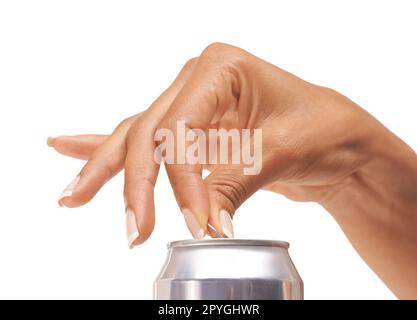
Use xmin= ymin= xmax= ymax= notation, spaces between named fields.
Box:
xmin=322 ymin=129 xmax=417 ymax=299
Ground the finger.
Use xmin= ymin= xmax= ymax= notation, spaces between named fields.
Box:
xmin=124 ymin=120 xmax=159 ymax=247
xmin=166 ymin=161 xmax=209 ymax=239
xmin=47 ymin=135 xmax=108 ymax=160
xmin=157 ymin=46 xmax=243 ymax=238
xmin=57 ymin=116 xmax=138 ymax=207
xmin=124 ymin=58 xmax=199 ymax=248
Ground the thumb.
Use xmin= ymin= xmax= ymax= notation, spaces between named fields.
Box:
xmin=205 ymin=165 xmax=265 ymax=238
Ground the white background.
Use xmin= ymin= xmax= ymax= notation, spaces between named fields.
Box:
xmin=0 ymin=0 xmax=416 ymax=299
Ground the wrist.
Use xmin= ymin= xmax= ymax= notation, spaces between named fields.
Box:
xmin=322 ymin=126 xmax=417 ymax=219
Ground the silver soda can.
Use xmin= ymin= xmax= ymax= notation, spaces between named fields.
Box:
xmin=154 ymin=239 xmax=303 ymax=300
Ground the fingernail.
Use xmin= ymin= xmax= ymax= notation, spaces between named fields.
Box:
xmin=58 ymin=175 xmax=80 ymax=206
xmin=208 ymin=223 xmax=222 ymax=238
xmin=182 ymin=208 xmax=205 ymax=239
xmin=219 ymin=209 xmax=234 ymax=238
xmin=126 ymin=208 xmax=140 ymax=249
xmin=47 ymin=137 xmax=56 ymax=147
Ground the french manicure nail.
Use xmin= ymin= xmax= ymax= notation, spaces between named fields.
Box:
xmin=126 ymin=208 xmax=140 ymax=249
xmin=182 ymin=208 xmax=205 ymax=239
xmin=219 ymin=209 xmax=234 ymax=238
xmin=47 ymin=137 xmax=56 ymax=147
xmin=58 ymin=175 xmax=80 ymax=206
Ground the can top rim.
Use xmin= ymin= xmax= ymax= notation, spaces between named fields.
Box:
xmin=168 ymin=239 xmax=289 ymax=249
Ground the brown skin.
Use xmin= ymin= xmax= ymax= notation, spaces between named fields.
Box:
xmin=48 ymin=43 xmax=417 ymax=298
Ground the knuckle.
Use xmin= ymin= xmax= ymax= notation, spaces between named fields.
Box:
xmin=208 ymin=174 xmax=248 ymax=211
xmin=182 ymin=57 xmax=198 ymax=72
xmin=118 ymin=116 xmax=144 ymax=146
xmin=202 ymin=42 xmax=234 ymax=57
xmin=201 ymin=42 xmax=246 ymax=65
xmin=115 ymin=114 xmax=139 ymax=132
xmin=200 ymin=43 xmax=247 ymax=86
xmin=118 ymin=117 xmax=133 ymax=129
xmin=126 ymin=116 xmax=153 ymax=147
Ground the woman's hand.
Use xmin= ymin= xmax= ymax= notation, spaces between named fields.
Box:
xmin=48 ymin=43 xmax=417 ymax=298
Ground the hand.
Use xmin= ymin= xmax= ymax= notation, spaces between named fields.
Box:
xmin=48 ymin=43 xmax=417 ymax=298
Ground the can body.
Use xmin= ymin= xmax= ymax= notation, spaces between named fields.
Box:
xmin=154 ymin=239 xmax=303 ymax=300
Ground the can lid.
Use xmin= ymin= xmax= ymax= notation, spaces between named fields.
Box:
xmin=168 ymin=238 xmax=289 ymax=249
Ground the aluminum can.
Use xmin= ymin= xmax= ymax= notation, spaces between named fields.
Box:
xmin=154 ymin=239 xmax=303 ymax=300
